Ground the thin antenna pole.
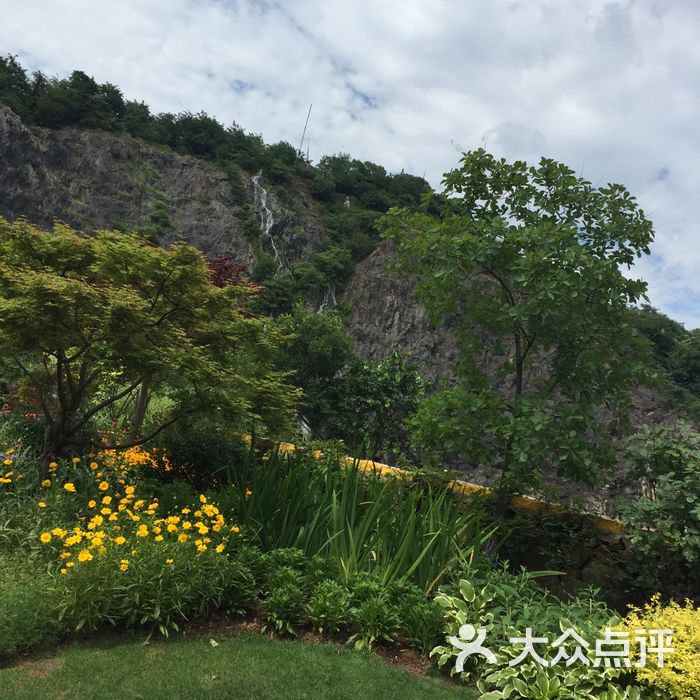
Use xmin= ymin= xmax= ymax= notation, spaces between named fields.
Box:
xmin=298 ymin=103 xmax=312 ymax=155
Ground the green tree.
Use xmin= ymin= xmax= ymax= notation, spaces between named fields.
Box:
xmin=628 ymin=304 xmax=687 ymax=365
xmin=329 ymin=353 xmax=426 ymax=460
xmin=383 ymin=149 xmax=654 ymax=510
xmin=669 ymin=328 xmax=700 ymax=396
xmin=274 ymin=306 xmax=352 ymax=432
xmin=0 ymin=217 xmax=297 ymax=469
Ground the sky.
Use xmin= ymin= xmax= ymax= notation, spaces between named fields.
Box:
xmin=1 ymin=0 xmax=699 ymax=327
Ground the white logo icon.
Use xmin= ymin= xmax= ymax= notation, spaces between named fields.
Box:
xmin=450 ymin=624 xmax=497 ymax=671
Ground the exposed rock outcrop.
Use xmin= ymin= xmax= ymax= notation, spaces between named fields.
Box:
xmin=342 ymin=241 xmax=461 ymax=384
xmin=0 ymin=105 xmax=323 ymax=272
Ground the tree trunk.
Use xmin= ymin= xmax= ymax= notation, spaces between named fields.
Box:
xmin=40 ymin=422 xmax=65 ymax=479
xmin=131 ymin=380 xmax=150 ymax=441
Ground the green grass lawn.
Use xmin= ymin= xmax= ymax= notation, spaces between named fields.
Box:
xmin=0 ymin=631 xmax=472 ymax=699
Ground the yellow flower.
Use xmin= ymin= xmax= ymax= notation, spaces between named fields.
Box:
xmin=119 ymin=559 xmax=129 ymax=572
xmin=89 ymin=461 xmax=98 ymax=470
xmin=167 ymin=523 xmax=178 ymax=533
xmin=230 ymin=525 xmax=240 ymax=534
xmin=197 ymin=525 xmax=209 ymax=535
xmin=59 ymin=551 xmax=71 ymax=559
xmin=177 ymin=533 xmax=188 ymax=543
xmin=51 ymin=527 xmax=67 ymax=538
xmin=91 ymin=537 xmax=105 ymax=548
xmin=41 ymin=479 xmax=51 ymax=487
xmin=100 ymin=507 xmax=112 ymax=515
xmin=108 ymin=513 xmax=118 ymax=521
xmin=77 ymin=549 xmax=93 ymax=562
xmin=215 ymin=543 xmax=225 ymax=553
xmin=48 ymin=461 xmax=58 ymax=471
xmin=98 ymin=481 xmax=109 ymax=491
xmin=66 ymin=561 xmax=75 ymax=568
xmin=65 ymin=534 xmax=81 ymax=546
xmin=154 ymin=535 xmax=164 ymax=542
xmin=136 ymin=524 xmax=148 ymax=538
xmin=245 ymin=488 xmax=253 ymax=498
xmin=102 ymin=496 xmax=112 ymax=505
xmin=2 ymin=458 xmax=12 ymax=466
xmin=63 ymin=482 xmax=76 ymax=493
xmin=60 ymin=568 xmax=67 ymax=575
xmin=181 ymin=507 xmax=191 ymax=515
xmin=87 ymin=515 xmax=104 ymax=529
xmin=199 ymin=494 xmax=207 ymax=504
xmin=196 ymin=544 xmax=207 ymax=553
xmin=125 ymin=486 xmax=135 ymax=496
xmin=88 ymin=499 xmax=96 ymax=508
xmin=182 ymin=521 xmax=192 ymax=530
xmin=165 ymin=558 xmax=174 ymax=565
xmin=39 ymin=532 xmax=52 ymax=544
xmin=71 ymin=457 xmax=81 ymax=463
xmin=113 ymin=536 xmax=126 ymax=545
xmin=37 ymin=501 xmax=47 ymax=508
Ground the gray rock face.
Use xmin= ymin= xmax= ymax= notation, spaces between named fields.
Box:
xmin=0 ymin=105 xmax=323 ymax=273
xmin=342 ymin=241 xmax=461 ymax=384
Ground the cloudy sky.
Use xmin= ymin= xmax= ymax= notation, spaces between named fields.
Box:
xmin=1 ymin=0 xmax=699 ymax=327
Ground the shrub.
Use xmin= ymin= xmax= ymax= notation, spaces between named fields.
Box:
xmin=306 ymin=579 xmax=352 ymax=634
xmin=0 ymin=554 xmax=63 ymax=659
xmin=54 ymin=537 xmax=245 ymax=636
xmin=617 ymin=595 xmax=700 ymax=700
xmin=155 ymin=422 xmax=247 ymax=488
xmin=350 ymin=592 xmax=400 ymax=650
xmin=400 ymin=599 xmax=446 ymax=655
xmin=35 ymin=460 xmax=244 ymax=636
xmin=431 ymin=567 xmax=640 ymax=699
xmin=261 ymin=582 xmax=306 ymax=636
xmin=617 ymin=423 xmax=700 ymax=600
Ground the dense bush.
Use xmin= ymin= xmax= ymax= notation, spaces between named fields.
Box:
xmin=617 ymin=595 xmax=700 ymax=700
xmin=617 ymin=423 xmax=700 ymax=599
xmin=432 ymin=566 xmax=640 ymax=700
xmin=0 ymin=554 xmax=63 ymax=659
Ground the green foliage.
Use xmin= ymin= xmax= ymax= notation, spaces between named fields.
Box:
xmin=383 ymin=149 xmax=654 ymax=503
xmin=154 ymin=420 xmax=248 ymax=488
xmin=230 ymin=445 xmax=482 ymax=591
xmin=0 ymin=553 xmax=63 ymax=659
xmin=400 ymin=598 xmax=447 ymax=655
xmin=54 ymin=538 xmax=248 ymax=636
xmin=617 ymin=422 xmax=700 ymax=598
xmin=0 ymin=218 xmax=297 ymax=463
xmin=628 ymin=305 xmax=687 ymax=365
xmin=350 ymin=592 xmax=400 ymax=650
xmin=262 ymin=581 xmax=307 ymax=635
xmin=431 ymin=566 xmax=639 ymax=699
xmin=668 ymin=328 xmax=700 ymax=396
xmin=305 ymin=579 xmax=352 ymax=634
xmin=0 ymin=55 xmax=436 ymax=317
xmin=328 ymin=352 xmax=426 ymax=460
xmin=274 ymin=306 xmax=352 ymax=429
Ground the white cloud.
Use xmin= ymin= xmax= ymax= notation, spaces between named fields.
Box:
xmin=1 ymin=0 xmax=699 ymax=327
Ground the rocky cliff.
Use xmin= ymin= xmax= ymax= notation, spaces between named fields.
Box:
xmin=0 ymin=105 xmax=323 ymax=273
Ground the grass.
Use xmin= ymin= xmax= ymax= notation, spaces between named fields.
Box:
xmin=0 ymin=631 xmax=472 ymax=700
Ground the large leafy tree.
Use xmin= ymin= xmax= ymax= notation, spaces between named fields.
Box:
xmin=382 ymin=149 xmax=654 ymax=509
xmin=0 ymin=217 xmax=297 ymax=468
